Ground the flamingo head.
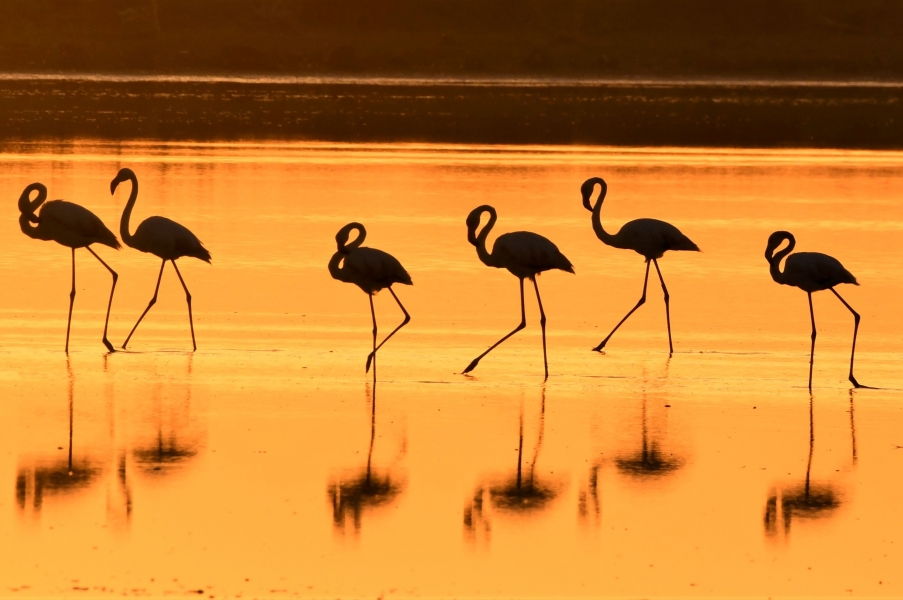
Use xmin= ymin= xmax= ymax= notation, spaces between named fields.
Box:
xmin=110 ymin=167 xmax=136 ymax=194
xmin=465 ymin=205 xmax=494 ymax=245
xmin=765 ymin=231 xmax=794 ymax=262
xmin=581 ymin=177 xmax=607 ymax=212
xmin=17 ymin=183 xmax=46 ymax=220
xmin=335 ymin=222 xmax=365 ymax=252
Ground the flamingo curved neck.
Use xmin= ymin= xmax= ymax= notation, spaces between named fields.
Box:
xmin=590 ymin=194 xmax=616 ymax=246
xmin=328 ymin=252 xmax=347 ymax=282
xmin=472 ymin=208 xmax=498 ymax=268
xmin=119 ymin=173 xmax=139 ymax=247
xmin=337 ymin=223 xmax=366 ymax=253
xmin=18 ymin=184 xmax=47 ymax=239
xmin=767 ymin=239 xmax=794 ymax=284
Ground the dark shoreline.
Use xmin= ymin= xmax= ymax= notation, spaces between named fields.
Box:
xmin=1 ymin=78 xmax=901 ymax=149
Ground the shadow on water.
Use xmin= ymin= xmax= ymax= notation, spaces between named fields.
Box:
xmin=327 ymin=381 xmax=405 ymax=536
xmin=131 ymin=356 xmax=202 ymax=478
xmin=464 ymin=387 xmax=560 ymax=545
xmin=15 ymin=359 xmax=103 ymax=516
xmin=764 ymin=394 xmax=853 ymax=539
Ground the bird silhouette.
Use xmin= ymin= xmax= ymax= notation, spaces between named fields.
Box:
xmin=17 ymin=182 xmax=120 ymax=353
xmin=112 ymin=168 xmax=211 ymax=351
xmin=328 ymin=222 xmax=412 ymax=378
xmin=765 ymin=231 xmax=865 ymax=390
xmin=463 ymin=205 xmax=574 ymax=379
xmin=581 ymin=177 xmax=699 ymax=354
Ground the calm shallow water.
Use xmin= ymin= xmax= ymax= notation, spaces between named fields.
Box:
xmin=1 ymin=142 xmax=903 ymax=597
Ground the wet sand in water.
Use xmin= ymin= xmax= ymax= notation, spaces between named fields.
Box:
xmin=1 ymin=142 xmax=902 ymax=597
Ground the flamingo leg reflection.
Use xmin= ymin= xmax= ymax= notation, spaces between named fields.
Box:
xmin=463 ymin=278 xmax=526 ymax=374
xmin=86 ymin=246 xmax=118 ymax=353
xmin=652 ymin=258 xmax=673 ymax=354
xmin=171 ymin=260 xmax=197 ymax=351
xmin=366 ymin=286 xmax=410 ymax=373
xmin=122 ymin=259 xmax=166 ymax=349
xmin=593 ymin=260 xmax=650 ymax=352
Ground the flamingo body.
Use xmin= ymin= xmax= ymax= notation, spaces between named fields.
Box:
xmin=332 ymin=246 xmax=412 ymax=295
xmin=17 ymin=183 xmax=120 ymax=352
xmin=581 ymin=177 xmax=699 ymax=353
xmin=765 ymin=231 xmax=864 ymax=389
xmin=329 ymin=222 xmax=412 ymax=376
xmin=489 ymin=231 xmax=574 ymax=279
xmin=129 ymin=216 xmax=211 ymax=263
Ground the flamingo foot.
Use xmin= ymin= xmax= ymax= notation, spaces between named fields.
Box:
xmin=366 ymin=353 xmax=374 ymax=373
xmin=463 ymin=358 xmax=480 ymax=374
xmin=103 ymin=338 xmax=116 ymax=353
xmin=591 ymin=342 xmax=607 ymax=353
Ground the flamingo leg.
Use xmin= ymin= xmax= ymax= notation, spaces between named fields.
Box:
xmin=463 ymin=277 xmax=526 ymax=374
xmin=171 ymin=260 xmax=197 ymax=351
xmin=65 ymin=248 xmax=76 ymax=354
xmin=830 ymin=288 xmax=864 ymax=388
xmin=652 ymin=259 xmax=673 ymax=354
xmin=86 ymin=246 xmax=118 ymax=353
xmin=807 ymin=292 xmax=816 ymax=392
xmin=532 ymin=277 xmax=549 ymax=380
xmin=122 ymin=260 xmax=166 ymax=350
xmin=593 ymin=260 xmax=650 ymax=352
xmin=368 ymin=293 xmax=377 ymax=383
xmin=366 ymin=286 xmax=410 ymax=373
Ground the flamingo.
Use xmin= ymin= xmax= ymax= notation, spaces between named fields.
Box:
xmin=111 ymin=168 xmax=211 ymax=351
xmin=765 ymin=231 xmax=865 ymax=390
xmin=328 ymin=222 xmax=412 ymax=377
xmin=463 ymin=205 xmax=574 ymax=379
xmin=581 ymin=177 xmax=699 ymax=354
xmin=17 ymin=182 xmax=120 ymax=353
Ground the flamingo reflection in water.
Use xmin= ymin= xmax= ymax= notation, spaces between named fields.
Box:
xmin=17 ymin=183 xmax=120 ymax=353
xmin=464 ymin=388 xmax=560 ymax=545
xmin=328 ymin=382 xmax=406 ymax=536
xmin=615 ymin=393 xmax=684 ymax=481
xmin=764 ymin=394 xmax=853 ymax=539
xmin=131 ymin=356 xmax=202 ymax=478
xmin=15 ymin=360 xmax=106 ymax=518
xmin=328 ymin=222 xmax=412 ymax=381
xmin=765 ymin=231 xmax=868 ymax=390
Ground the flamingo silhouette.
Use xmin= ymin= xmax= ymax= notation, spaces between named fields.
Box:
xmin=17 ymin=183 xmax=120 ymax=353
xmin=328 ymin=222 xmax=412 ymax=377
xmin=765 ymin=231 xmax=865 ymax=390
xmin=111 ymin=168 xmax=211 ymax=351
xmin=463 ymin=205 xmax=574 ymax=379
xmin=581 ymin=177 xmax=699 ymax=354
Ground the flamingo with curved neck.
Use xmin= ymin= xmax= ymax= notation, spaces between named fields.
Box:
xmin=765 ymin=231 xmax=865 ymax=390
xmin=463 ymin=205 xmax=574 ymax=379
xmin=581 ymin=176 xmax=699 ymax=354
xmin=17 ymin=182 xmax=120 ymax=353
xmin=328 ymin=222 xmax=412 ymax=379
xmin=112 ymin=168 xmax=211 ymax=351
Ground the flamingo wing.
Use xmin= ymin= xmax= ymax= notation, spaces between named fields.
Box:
xmin=493 ymin=231 xmax=574 ymax=276
xmin=616 ymin=219 xmax=699 ymax=258
xmin=39 ymin=200 xmax=120 ymax=249
xmin=344 ymin=247 xmax=412 ymax=292
xmin=133 ymin=216 xmax=211 ymax=262
xmin=784 ymin=252 xmax=858 ymax=291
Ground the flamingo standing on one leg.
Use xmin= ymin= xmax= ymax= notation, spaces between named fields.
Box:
xmin=17 ymin=183 xmax=120 ymax=353
xmin=581 ymin=177 xmax=699 ymax=354
xmin=111 ymin=168 xmax=211 ymax=351
xmin=463 ymin=205 xmax=574 ymax=379
xmin=765 ymin=231 xmax=866 ymax=390
xmin=328 ymin=222 xmax=413 ymax=379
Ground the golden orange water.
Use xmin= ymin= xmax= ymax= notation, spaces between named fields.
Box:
xmin=1 ymin=141 xmax=902 ymax=597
